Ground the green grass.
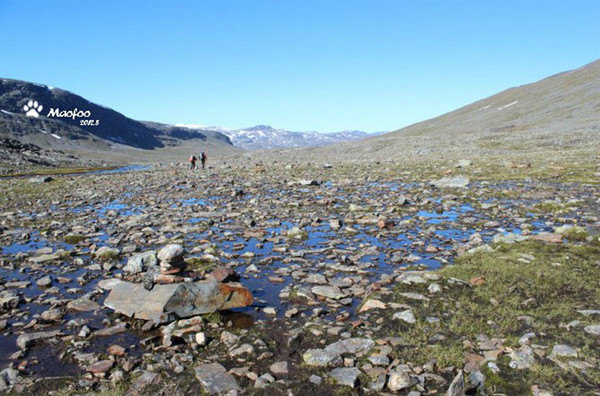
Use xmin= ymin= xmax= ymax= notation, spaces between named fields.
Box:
xmin=0 ymin=166 xmax=117 ymax=178
xmin=64 ymin=234 xmax=88 ymax=244
xmin=384 ymin=240 xmax=600 ymax=394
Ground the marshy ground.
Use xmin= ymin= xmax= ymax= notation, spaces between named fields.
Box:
xmin=0 ymin=156 xmax=598 ymax=395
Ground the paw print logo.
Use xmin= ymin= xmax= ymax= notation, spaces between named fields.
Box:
xmin=23 ymin=100 xmax=43 ymax=118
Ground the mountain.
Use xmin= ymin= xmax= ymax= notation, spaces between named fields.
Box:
xmin=0 ymin=79 xmax=235 ymax=162
xmin=304 ymin=59 xmax=600 ymax=161
xmin=0 ymin=79 xmax=167 ymax=149
xmin=142 ymin=121 xmax=233 ymax=147
xmin=176 ymin=123 xmax=375 ymax=149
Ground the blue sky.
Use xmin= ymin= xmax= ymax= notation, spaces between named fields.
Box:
xmin=1 ymin=1 xmax=598 ymax=132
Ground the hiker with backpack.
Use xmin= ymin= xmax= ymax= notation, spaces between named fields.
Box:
xmin=189 ymin=155 xmax=197 ymax=169
xmin=200 ymin=152 xmax=208 ymax=170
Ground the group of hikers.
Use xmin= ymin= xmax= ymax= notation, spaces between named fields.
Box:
xmin=189 ymin=152 xmax=208 ymax=170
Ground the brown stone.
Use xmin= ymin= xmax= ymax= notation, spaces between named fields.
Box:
xmin=108 ymin=345 xmax=126 ymax=356
xmin=532 ymin=233 xmax=563 ymax=243
xmin=469 ymin=276 xmax=486 ymax=286
xmin=208 ymin=267 xmax=240 ymax=283
xmin=86 ymin=360 xmax=113 ymax=375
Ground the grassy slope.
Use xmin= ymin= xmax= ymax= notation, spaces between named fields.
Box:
xmin=386 ymin=240 xmax=600 ymax=394
xmin=284 ymin=60 xmax=600 ymax=163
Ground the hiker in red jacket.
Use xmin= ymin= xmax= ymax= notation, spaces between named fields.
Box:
xmin=189 ymin=155 xmax=197 ymax=169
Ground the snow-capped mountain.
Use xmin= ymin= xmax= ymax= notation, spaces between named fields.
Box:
xmin=175 ymin=124 xmax=377 ymax=150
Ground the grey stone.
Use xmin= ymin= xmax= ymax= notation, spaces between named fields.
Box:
xmin=518 ymin=332 xmax=536 ymax=346
xmin=97 ymin=278 xmax=121 ymax=290
xmin=94 ymin=246 xmax=119 ymax=259
xmin=92 ymin=322 xmax=128 ymax=337
xmin=0 ymin=292 xmax=20 ymax=311
xmin=286 ymin=227 xmax=308 ymax=240
xmin=309 ymin=375 xmax=322 ymax=385
xmin=329 ymin=219 xmax=343 ymax=230
xmin=468 ymin=370 xmax=485 ymax=392
xmin=492 ymin=233 xmax=527 ymax=244
xmin=550 ymin=344 xmax=578 ymax=358
xmin=430 ymin=175 xmax=470 ymax=188
xmin=387 ymin=367 xmax=414 ymax=391
xmin=446 ymin=371 xmax=465 ymax=396
xmin=303 ymin=349 xmax=343 ymax=367
xmin=36 ymin=276 xmax=52 ymax=288
xmin=577 ymin=309 xmax=600 ymax=317
xmin=324 ymin=338 xmax=375 ymax=355
xmin=328 ymin=367 xmax=360 ymax=387
xmin=28 ymin=176 xmax=53 ymax=183
xmin=269 ymin=361 xmax=288 ymax=375
xmin=306 ymin=273 xmax=327 ymax=284
xmin=0 ymin=367 xmax=19 ymax=388
xmin=230 ymin=343 xmax=254 ymax=357
xmin=584 ymin=324 xmax=600 ymax=336
xmin=16 ymin=330 xmax=61 ymax=349
xmin=399 ymin=292 xmax=430 ymax=301
xmin=311 ymin=285 xmax=346 ymax=300
xmin=368 ymin=354 xmax=390 ymax=366
xmin=393 ymin=309 xmax=416 ymax=324
xmin=157 ymin=244 xmax=185 ymax=263
xmin=509 ymin=346 xmax=535 ymax=369
xmin=368 ymin=371 xmax=386 ymax=391
xmin=124 ymin=251 xmax=157 ymax=274
xmin=195 ymin=363 xmax=240 ymax=394
xmin=67 ymin=297 xmax=100 ymax=312
xmin=255 ymin=373 xmax=275 ymax=388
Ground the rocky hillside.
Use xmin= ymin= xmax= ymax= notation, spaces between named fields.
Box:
xmin=302 ymin=60 xmax=600 ymax=162
xmin=0 ymin=79 xmax=168 ymax=149
xmin=142 ymin=121 xmax=233 ymax=147
xmin=0 ymin=79 xmax=236 ymax=151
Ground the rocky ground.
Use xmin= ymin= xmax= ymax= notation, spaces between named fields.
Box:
xmin=0 ymin=158 xmax=598 ymax=395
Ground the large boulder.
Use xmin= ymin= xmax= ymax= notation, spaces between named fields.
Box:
xmin=104 ymin=280 xmax=252 ymax=323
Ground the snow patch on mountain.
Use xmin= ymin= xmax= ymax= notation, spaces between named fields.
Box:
xmin=175 ymin=124 xmax=378 ymax=149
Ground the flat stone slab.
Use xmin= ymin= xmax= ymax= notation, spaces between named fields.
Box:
xmin=324 ymin=338 xmax=375 ymax=355
xmin=328 ymin=367 xmax=360 ymax=387
xmin=195 ymin=363 xmax=240 ymax=394
xmin=16 ymin=330 xmax=61 ymax=349
xmin=430 ymin=175 xmax=470 ymax=188
xmin=67 ymin=297 xmax=100 ymax=312
xmin=584 ymin=324 xmax=600 ymax=336
xmin=303 ymin=349 xmax=343 ymax=367
xmin=104 ymin=280 xmax=252 ymax=323
xmin=311 ymin=285 xmax=346 ymax=300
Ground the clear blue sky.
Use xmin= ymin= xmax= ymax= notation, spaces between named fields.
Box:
xmin=1 ymin=1 xmax=598 ymax=132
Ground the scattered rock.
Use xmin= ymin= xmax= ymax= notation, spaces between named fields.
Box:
xmin=195 ymin=363 xmax=240 ymax=394
xmin=16 ymin=330 xmax=61 ymax=349
xmin=446 ymin=371 xmax=465 ymax=396
xmin=430 ymin=175 xmax=470 ymax=188
xmin=393 ymin=309 xmax=416 ymax=324
xmin=328 ymin=367 xmax=360 ymax=387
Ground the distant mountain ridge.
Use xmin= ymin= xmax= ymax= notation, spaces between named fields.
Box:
xmin=175 ymin=123 xmax=379 ymax=149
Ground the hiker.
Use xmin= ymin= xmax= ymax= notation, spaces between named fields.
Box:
xmin=189 ymin=155 xmax=197 ymax=169
xmin=200 ymin=152 xmax=207 ymax=170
